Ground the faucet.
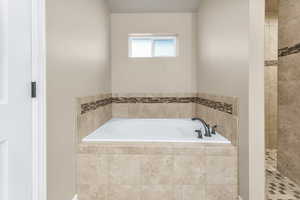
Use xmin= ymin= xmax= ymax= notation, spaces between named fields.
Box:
xmin=192 ymin=118 xmax=211 ymax=137
xmin=195 ymin=130 xmax=203 ymax=139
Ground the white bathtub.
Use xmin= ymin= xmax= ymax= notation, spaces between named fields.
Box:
xmin=83 ymin=118 xmax=230 ymax=144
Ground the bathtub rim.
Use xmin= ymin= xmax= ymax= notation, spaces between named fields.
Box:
xmin=82 ymin=118 xmax=231 ymax=144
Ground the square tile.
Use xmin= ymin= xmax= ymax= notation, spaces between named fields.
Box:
xmin=141 ymin=155 xmax=174 ymax=185
xmin=108 ymin=155 xmax=141 ymax=185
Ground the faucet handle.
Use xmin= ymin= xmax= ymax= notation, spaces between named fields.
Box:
xmin=195 ymin=130 xmax=203 ymax=139
xmin=211 ymin=125 xmax=218 ymax=135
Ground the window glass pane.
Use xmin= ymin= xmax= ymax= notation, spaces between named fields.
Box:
xmin=154 ymin=39 xmax=176 ymax=57
xmin=130 ymin=38 xmax=152 ymax=57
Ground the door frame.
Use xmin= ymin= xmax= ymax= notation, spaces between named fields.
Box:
xmin=31 ymin=0 xmax=46 ymax=199
xmin=249 ymin=0 xmax=265 ymax=199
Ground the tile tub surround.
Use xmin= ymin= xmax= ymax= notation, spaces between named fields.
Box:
xmin=77 ymin=143 xmax=238 ymax=200
xmin=79 ymin=93 xmax=237 ymax=117
xmin=78 ymin=93 xmax=239 ymax=146
xmin=196 ymin=93 xmax=239 ymax=146
xmin=77 ymin=94 xmax=112 ymax=141
xmin=111 ymin=93 xmax=236 ymax=118
xmin=278 ymin=0 xmax=300 ymax=186
xmin=196 ymin=104 xmax=239 ymax=146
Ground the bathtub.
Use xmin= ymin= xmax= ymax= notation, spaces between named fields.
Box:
xmin=83 ymin=118 xmax=230 ymax=144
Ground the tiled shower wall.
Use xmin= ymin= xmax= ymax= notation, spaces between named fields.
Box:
xmin=278 ymin=0 xmax=300 ymax=185
xmin=77 ymin=93 xmax=239 ymax=145
xmin=265 ymin=0 xmax=278 ymax=149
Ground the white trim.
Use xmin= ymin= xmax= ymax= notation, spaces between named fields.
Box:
xmin=72 ymin=194 xmax=78 ymax=200
xmin=249 ymin=0 xmax=265 ymax=199
xmin=31 ymin=0 xmax=47 ymax=199
xmin=0 ymin=0 xmax=8 ymax=104
xmin=0 ymin=139 xmax=8 ymax=200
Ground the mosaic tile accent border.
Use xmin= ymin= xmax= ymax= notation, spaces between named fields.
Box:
xmin=279 ymin=43 xmax=300 ymax=57
xmin=80 ymin=96 xmax=234 ymax=115
xmin=81 ymin=98 xmax=112 ymax=114
xmin=112 ymin=97 xmax=196 ymax=104
xmin=195 ymin=97 xmax=233 ymax=114
xmin=265 ymin=60 xmax=278 ymax=66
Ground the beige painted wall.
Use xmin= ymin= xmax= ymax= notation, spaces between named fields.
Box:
xmin=46 ymin=0 xmax=111 ymax=199
xmin=197 ymin=0 xmax=250 ymax=199
xmin=111 ymin=13 xmax=198 ymax=94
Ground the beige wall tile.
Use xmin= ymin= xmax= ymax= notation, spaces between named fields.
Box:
xmin=97 ymin=156 xmax=109 ymax=185
xmin=77 ymin=143 xmax=238 ymax=200
xmin=141 ymin=185 xmax=174 ymax=200
xmin=205 ymin=146 xmax=237 ymax=156
xmin=266 ymin=0 xmax=278 ymax=13
xmin=206 ymin=184 xmax=238 ymax=200
xmin=97 ymin=185 xmax=108 ymax=200
xmin=279 ymin=0 xmax=300 ymax=48
xmin=206 ymin=156 xmax=237 ymax=185
xmin=107 ymin=185 xmax=140 ymax=200
xmin=144 ymin=146 xmax=173 ymax=155
xmin=264 ymin=66 xmax=278 ymax=149
xmin=78 ymin=155 xmax=98 ymax=185
xmin=106 ymin=145 xmax=145 ymax=154
xmin=178 ymin=103 xmax=197 ymax=118
xmin=196 ymin=104 xmax=239 ymax=146
xmin=78 ymin=184 xmax=98 ymax=200
xmin=141 ymin=155 xmax=174 ymax=185
xmin=173 ymin=146 xmax=205 ymax=155
xmin=112 ymin=103 xmax=129 ymax=118
xmin=78 ymin=143 xmax=99 ymax=154
xmin=128 ymin=103 xmax=143 ymax=118
xmin=173 ymin=155 xmax=206 ymax=185
xmin=165 ymin=104 xmax=181 ymax=118
xmin=78 ymin=112 xmax=96 ymax=140
xmin=77 ymin=94 xmax=112 ymax=142
xmin=108 ymin=155 xmax=141 ymax=185
xmin=182 ymin=185 xmax=206 ymax=200
xmin=141 ymin=104 xmax=163 ymax=118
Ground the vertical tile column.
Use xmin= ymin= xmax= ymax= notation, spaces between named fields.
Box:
xmin=264 ymin=1 xmax=278 ymax=149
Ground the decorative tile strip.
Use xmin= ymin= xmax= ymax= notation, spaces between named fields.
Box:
xmin=265 ymin=60 xmax=278 ymax=66
xmin=112 ymin=97 xmax=233 ymax=115
xmin=279 ymin=43 xmax=300 ymax=57
xmin=81 ymin=96 xmax=234 ymax=115
xmin=81 ymin=98 xmax=112 ymax=114
xmin=95 ymin=98 xmax=112 ymax=108
xmin=111 ymin=97 xmax=196 ymax=104
xmin=195 ymin=97 xmax=233 ymax=115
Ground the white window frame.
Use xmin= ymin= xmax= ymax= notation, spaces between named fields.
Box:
xmin=128 ymin=34 xmax=178 ymax=58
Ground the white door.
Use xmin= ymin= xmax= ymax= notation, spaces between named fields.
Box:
xmin=0 ymin=0 xmax=33 ymax=199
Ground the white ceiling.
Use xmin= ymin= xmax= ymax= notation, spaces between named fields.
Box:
xmin=108 ymin=0 xmax=201 ymax=13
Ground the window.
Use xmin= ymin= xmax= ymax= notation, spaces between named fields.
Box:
xmin=129 ymin=34 xmax=177 ymax=58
